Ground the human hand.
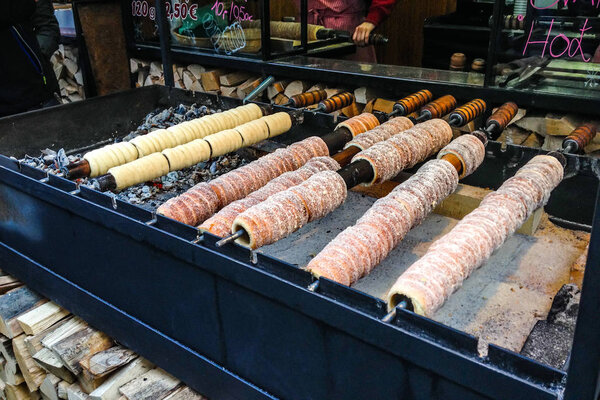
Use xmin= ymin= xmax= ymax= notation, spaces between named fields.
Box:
xmin=352 ymin=22 xmax=375 ymax=47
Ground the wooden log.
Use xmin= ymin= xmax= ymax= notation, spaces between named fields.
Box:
xmin=33 ymin=349 xmax=73 ymax=384
xmin=88 ymin=358 xmax=153 ymax=400
xmin=57 ymin=382 xmax=69 ymax=400
xmin=371 ymin=98 xmax=395 ymax=113
xmin=200 ymin=69 xmax=223 ymax=92
xmin=306 ymin=83 xmax=325 ymax=92
xmin=273 ymin=93 xmax=289 ymax=106
xmin=49 ymin=327 xmax=112 ymax=376
xmin=65 ymin=383 xmax=86 ymax=400
xmin=41 ymin=318 xmax=86 ymax=351
xmin=0 ymin=336 xmax=23 ymax=386
xmin=0 ymin=288 xmax=45 ymax=339
xmin=186 ymin=65 xmax=206 ymax=80
xmin=119 ymin=369 xmax=180 ymax=400
xmin=163 ymin=387 xmax=206 ymax=400
xmin=62 ymin=46 xmax=77 ymax=62
xmin=4 ymin=384 xmax=29 ymax=400
xmin=53 ymin=64 xmax=65 ymax=81
xmin=220 ymin=86 xmax=238 ymax=99
xmin=73 ymin=71 xmax=84 ymax=87
xmin=283 ymin=80 xmax=308 ymax=98
xmin=63 ymin=59 xmax=78 ymax=77
xmin=12 ymin=335 xmax=46 ymax=391
xmin=40 ymin=375 xmax=60 ymax=400
xmin=267 ymin=81 xmax=287 ymax=99
xmin=17 ymin=303 xmax=69 ymax=336
xmin=79 ymin=347 xmax=135 ymax=379
xmin=77 ymin=371 xmax=106 ymax=395
xmin=354 ymin=87 xmax=376 ymax=105
xmin=236 ymin=77 xmax=262 ymax=98
xmin=324 ymin=88 xmax=341 ymax=99
xmin=341 ymin=101 xmax=360 ymax=118
xmin=220 ymin=71 xmax=252 ymax=87
xmin=181 ymin=71 xmax=196 ymax=91
xmin=136 ymin=70 xmax=147 ymax=88
xmin=362 ymin=98 xmax=376 ymax=114
xmin=129 ymin=59 xmax=140 ymax=74
xmin=24 ymin=317 xmax=72 ymax=361
xmin=149 ymin=62 xmax=163 ymax=78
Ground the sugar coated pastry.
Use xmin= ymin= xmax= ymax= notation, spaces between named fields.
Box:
xmin=199 ymin=156 xmax=340 ymax=236
xmin=232 ymin=170 xmax=347 ymax=249
xmin=306 ymin=159 xmax=458 ymax=286
xmin=387 ymin=155 xmax=563 ymax=316
xmin=352 ymin=119 xmax=453 ymax=185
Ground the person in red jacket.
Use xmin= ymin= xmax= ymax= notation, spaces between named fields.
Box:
xmin=296 ymin=0 xmax=396 ymax=63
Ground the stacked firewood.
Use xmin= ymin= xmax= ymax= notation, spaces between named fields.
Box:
xmin=0 ymin=271 xmax=206 ymax=400
xmin=51 ymin=44 xmax=85 ymax=104
xmin=129 ymin=59 xmax=377 ymax=116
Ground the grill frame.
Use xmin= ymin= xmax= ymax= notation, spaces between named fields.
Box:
xmin=0 ymin=86 xmax=598 ymax=400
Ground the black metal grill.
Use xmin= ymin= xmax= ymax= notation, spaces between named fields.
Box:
xmin=0 ymin=86 xmax=598 ymax=400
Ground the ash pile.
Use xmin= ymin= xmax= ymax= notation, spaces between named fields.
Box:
xmin=18 ymin=103 xmax=250 ymax=211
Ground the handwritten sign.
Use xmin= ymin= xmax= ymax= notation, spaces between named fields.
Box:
xmin=521 ymin=0 xmax=594 ymax=62
xmin=202 ymin=13 xmax=247 ymax=55
xmin=211 ymin=0 xmax=252 ymax=22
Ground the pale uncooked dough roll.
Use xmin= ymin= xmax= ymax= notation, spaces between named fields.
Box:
xmin=205 ymin=129 xmax=244 ymax=157
xmin=387 ymin=155 xmax=564 ymax=316
xmin=85 ymin=142 xmax=139 ymax=177
xmin=162 ymin=139 xmax=211 ymax=171
xmin=84 ymin=103 xmax=263 ymax=177
xmin=109 ymin=153 xmax=170 ymax=190
xmin=263 ymin=112 xmax=293 ymax=138
xmin=235 ymin=119 xmax=270 ymax=145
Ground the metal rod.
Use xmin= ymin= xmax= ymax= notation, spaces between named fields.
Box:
xmin=243 ymin=76 xmax=275 ymax=104
xmin=155 ymin=0 xmax=174 ymax=87
xmin=260 ymin=0 xmax=272 ymax=61
xmin=216 ymin=229 xmax=244 ymax=247
xmin=300 ymin=0 xmax=308 ymax=53
xmin=448 ymin=115 xmax=462 ymax=127
xmin=63 ymin=159 xmax=91 ymax=180
xmin=485 ymin=0 xmax=506 ymax=87
xmin=563 ymin=142 xmax=577 ymax=154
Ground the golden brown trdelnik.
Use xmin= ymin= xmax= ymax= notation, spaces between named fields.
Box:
xmin=352 ymin=119 xmax=453 ymax=185
xmin=306 ymin=159 xmax=459 ymax=285
xmin=336 ymin=113 xmax=382 ymax=138
xmin=344 ymin=116 xmax=414 ymax=151
xmin=157 ymin=136 xmax=329 ymax=226
xmin=305 ymin=132 xmax=487 ymax=286
xmin=232 ymin=170 xmax=347 ymax=249
xmin=387 ymin=155 xmax=564 ymax=316
xmin=199 ymin=156 xmax=340 ymax=237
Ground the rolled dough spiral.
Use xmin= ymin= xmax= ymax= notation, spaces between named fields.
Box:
xmin=306 ymin=159 xmax=459 ymax=286
xmin=387 ymin=155 xmax=564 ymax=316
xmin=344 ymin=116 xmax=414 ymax=151
xmin=336 ymin=113 xmax=381 ymax=138
xmin=85 ymin=103 xmax=262 ymax=177
xmin=352 ymin=118 xmax=453 ymax=185
xmin=199 ymin=156 xmax=340 ymax=236
xmin=232 ymin=170 xmax=347 ymax=249
xmin=157 ymin=136 xmax=329 ymax=226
